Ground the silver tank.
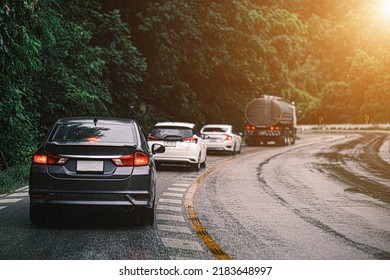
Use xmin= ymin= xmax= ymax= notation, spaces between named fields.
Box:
xmin=245 ymin=97 xmax=295 ymax=127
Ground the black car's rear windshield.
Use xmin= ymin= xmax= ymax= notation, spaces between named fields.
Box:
xmin=150 ymin=127 xmax=193 ymax=139
xmin=202 ymin=127 xmax=228 ymax=132
xmin=50 ymin=122 xmax=137 ymax=144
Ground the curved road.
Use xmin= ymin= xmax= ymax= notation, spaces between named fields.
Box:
xmin=0 ymin=131 xmax=389 ymax=259
xmin=196 ymin=132 xmax=390 ymax=259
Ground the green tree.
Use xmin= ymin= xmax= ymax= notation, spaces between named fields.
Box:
xmin=1 ymin=0 xmax=146 ymax=165
xmin=0 ymin=0 xmax=41 ymax=165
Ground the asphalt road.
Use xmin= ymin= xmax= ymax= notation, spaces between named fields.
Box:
xmin=0 ymin=131 xmax=389 ymax=260
xmin=196 ymin=131 xmax=390 ymax=259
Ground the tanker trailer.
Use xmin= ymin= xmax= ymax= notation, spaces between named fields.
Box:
xmin=244 ymin=95 xmax=297 ymax=146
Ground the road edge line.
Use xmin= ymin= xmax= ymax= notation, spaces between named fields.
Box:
xmin=184 ymin=160 xmax=234 ymax=260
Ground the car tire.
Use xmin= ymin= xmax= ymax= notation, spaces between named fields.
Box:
xmin=192 ymin=154 xmax=201 ymax=171
xmin=48 ymin=208 xmax=65 ymax=226
xmin=289 ymin=130 xmax=295 ymax=145
xmin=139 ymin=205 xmax=155 ymax=226
xmin=231 ymin=144 xmax=237 ymax=155
xmin=276 ymin=134 xmax=286 ymax=146
xmin=192 ymin=161 xmax=200 ymax=171
xmin=30 ymin=205 xmax=48 ymax=227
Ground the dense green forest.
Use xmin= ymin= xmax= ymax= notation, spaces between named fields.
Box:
xmin=1 ymin=0 xmax=390 ymax=168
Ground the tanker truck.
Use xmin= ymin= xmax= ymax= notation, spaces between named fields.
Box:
xmin=244 ymin=95 xmax=297 ymax=146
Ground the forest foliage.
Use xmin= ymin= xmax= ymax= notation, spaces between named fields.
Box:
xmin=1 ymin=0 xmax=390 ymax=167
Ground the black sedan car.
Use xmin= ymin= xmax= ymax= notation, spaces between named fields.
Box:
xmin=29 ymin=117 xmax=165 ymax=226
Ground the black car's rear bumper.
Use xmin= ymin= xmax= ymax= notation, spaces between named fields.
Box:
xmin=30 ymin=190 xmax=153 ymax=207
xmin=29 ymin=165 xmax=156 ymax=208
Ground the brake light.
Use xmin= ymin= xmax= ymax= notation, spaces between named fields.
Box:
xmin=112 ymin=152 xmax=149 ymax=167
xmin=224 ymin=134 xmax=233 ymax=141
xmin=270 ymin=126 xmax=281 ymax=130
xmin=85 ymin=137 xmax=100 ymax=142
xmin=134 ymin=152 xmax=149 ymax=166
xmin=33 ymin=154 xmax=47 ymax=165
xmin=183 ymin=137 xmax=198 ymax=143
xmin=33 ymin=152 xmax=68 ymax=165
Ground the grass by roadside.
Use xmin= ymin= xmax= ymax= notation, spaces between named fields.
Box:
xmin=0 ymin=163 xmax=30 ymax=195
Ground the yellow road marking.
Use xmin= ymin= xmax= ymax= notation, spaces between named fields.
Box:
xmin=184 ymin=148 xmax=264 ymax=260
xmin=184 ymin=161 xmax=233 ymax=260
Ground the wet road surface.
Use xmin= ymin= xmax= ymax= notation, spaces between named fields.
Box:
xmin=196 ymin=131 xmax=390 ymax=259
xmin=0 ymin=131 xmax=389 ymax=259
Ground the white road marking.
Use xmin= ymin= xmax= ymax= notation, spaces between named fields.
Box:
xmin=167 ymin=188 xmax=187 ymax=192
xmin=159 ymin=198 xmax=182 ymax=204
xmin=161 ymin=238 xmax=204 ymax=251
xmin=6 ymin=192 xmax=28 ymax=198
xmin=157 ymin=224 xmax=192 ymax=234
xmin=157 ymin=214 xmax=185 ymax=222
xmin=157 ymin=205 xmax=182 ymax=212
xmin=0 ymin=189 xmax=28 ymax=212
xmin=157 ymin=180 xmax=205 ymax=256
xmin=162 ymin=192 xmax=184 ymax=198
xmin=0 ymin=198 xmax=24 ymax=203
xmin=172 ymin=183 xmax=190 ymax=187
xmin=14 ymin=186 xmax=29 ymax=192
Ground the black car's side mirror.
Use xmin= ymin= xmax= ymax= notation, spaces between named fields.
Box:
xmin=151 ymin=143 xmax=165 ymax=154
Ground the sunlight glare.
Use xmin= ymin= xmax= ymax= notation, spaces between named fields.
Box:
xmin=379 ymin=0 xmax=390 ymax=18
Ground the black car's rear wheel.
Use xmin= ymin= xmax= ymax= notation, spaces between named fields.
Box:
xmin=30 ymin=205 xmax=48 ymax=227
xmin=139 ymin=205 xmax=155 ymax=226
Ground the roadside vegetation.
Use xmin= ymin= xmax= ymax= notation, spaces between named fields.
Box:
xmin=1 ymin=0 xmax=390 ymax=193
xmin=0 ymin=164 xmax=29 ymax=194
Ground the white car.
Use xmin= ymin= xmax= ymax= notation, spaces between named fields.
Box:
xmin=147 ymin=122 xmax=207 ymax=171
xmin=200 ymin=124 xmax=242 ymax=155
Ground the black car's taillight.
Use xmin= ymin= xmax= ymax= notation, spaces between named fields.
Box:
xmin=33 ymin=152 xmax=68 ymax=165
xmin=112 ymin=152 xmax=149 ymax=167
xmin=33 ymin=154 xmax=48 ymax=165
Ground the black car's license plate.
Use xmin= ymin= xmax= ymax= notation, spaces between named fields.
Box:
xmin=77 ymin=160 xmax=104 ymax=172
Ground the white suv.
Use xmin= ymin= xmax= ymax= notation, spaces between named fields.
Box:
xmin=147 ymin=122 xmax=207 ymax=171
xmin=200 ymin=124 xmax=242 ymax=155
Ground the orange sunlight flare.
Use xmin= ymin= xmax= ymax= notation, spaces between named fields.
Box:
xmin=379 ymin=0 xmax=390 ymax=19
